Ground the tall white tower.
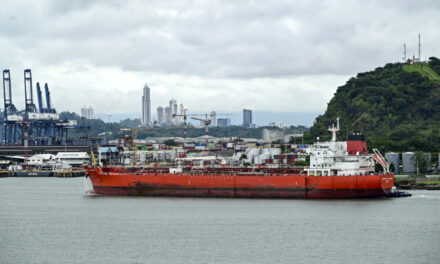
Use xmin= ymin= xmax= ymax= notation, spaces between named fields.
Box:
xmin=142 ymin=84 xmax=151 ymax=126
xmin=418 ymin=33 xmax=421 ymax=62
xmin=403 ymin=43 xmax=407 ymax=62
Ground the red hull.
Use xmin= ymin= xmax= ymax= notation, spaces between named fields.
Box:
xmin=85 ymin=167 xmax=394 ymax=199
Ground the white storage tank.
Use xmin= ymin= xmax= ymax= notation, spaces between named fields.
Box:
xmin=260 ymin=153 xmax=271 ymax=163
xmin=246 ymin=148 xmax=260 ymax=163
xmin=269 ymin=148 xmax=281 ymax=158
xmin=402 ymin=152 xmax=415 ymax=174
xmin=385 ymin=152 xmax=399 ymax=173
xmin=262 ymin=148 xmax=271 ymax=155
xmin=426 ymin=153 xmax=432 ymax=171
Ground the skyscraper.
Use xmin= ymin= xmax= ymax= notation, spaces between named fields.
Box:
xmin=142 ymin=84 xmax=151 ymax=126
xmin=81 ymin=106 xmax=94 ymax=119
xmin=157 ymin=106 xmax=164 ymax=124
xmin=169 ymin=99 xmax=178 ymax=125
xmin=243 ymin=109 xmax=252 ymax=128
xmin=217 ymin=118 xmax=231 ymax=127
xmin=210 ymin=111 xmax=217 ymax=126
xmin=164 ymin=106 xmax=172 ymax=125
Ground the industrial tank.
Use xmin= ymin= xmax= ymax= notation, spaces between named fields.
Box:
xmin=246 ymin=148 xmax=260 ymax=163
xmin=402 ymin=152 xmax=415 ymax=174
xmin=269 ymin=148 xmax=282 ymax=158
xmin=385 ymin=152 xmax=399 ymax=173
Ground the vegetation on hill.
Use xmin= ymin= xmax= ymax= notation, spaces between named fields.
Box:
xmin=304 ymin=57 xmax=440 ymax=152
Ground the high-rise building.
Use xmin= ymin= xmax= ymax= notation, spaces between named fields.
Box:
xmin=81 ymin=106 xmax=94 ymax=119
xmin=243 ymin=109 xmax=252 ymax=128
xmin=157 ymin=106 xmax=164 ymax=124
xmin=141 ymin=84 xmax=151 ymax=126
xmin=169 ymin=99 xmax=177 ymax=115
xmin=165 ymin=106 xmax=172 ymax=125
xmin=169 ymin=99 xmax=178 ymax=125
xmin=210 ymin=111 xmax=217 ymax=126
xmin=217 ymin=118 xmax=231 ymax=127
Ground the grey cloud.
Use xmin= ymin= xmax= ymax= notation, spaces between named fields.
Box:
xmin=1 ymin=0 xmax=439 ymax=79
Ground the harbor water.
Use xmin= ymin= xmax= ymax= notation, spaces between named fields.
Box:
xmin=1 ymin=177 xmax=439 ymax=264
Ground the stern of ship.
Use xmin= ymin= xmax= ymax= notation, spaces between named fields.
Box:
xmin=380 ymin=174 xmax=394 ymax=196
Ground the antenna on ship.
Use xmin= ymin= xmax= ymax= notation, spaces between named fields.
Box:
xmin=328 ymin=117 xmax=340 ymax=142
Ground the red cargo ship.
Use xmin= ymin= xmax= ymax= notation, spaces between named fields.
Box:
xmin=85 ymin=119 xmax=394 ymax=198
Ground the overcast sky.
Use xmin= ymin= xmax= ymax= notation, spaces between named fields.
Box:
xmin=1 ymin=0 xmax=439 ymax=124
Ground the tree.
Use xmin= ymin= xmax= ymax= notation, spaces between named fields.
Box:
xmin=410 ymin=152 xmax=431 ymax=175
xmin=389 ymin=163 xmax=396 ymax=173
xmin=164 ymin=139 xmax=177 ymax=146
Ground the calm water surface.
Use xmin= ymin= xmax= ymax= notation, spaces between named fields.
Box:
xmin=1 ymin=177 xmax=439 ymax=264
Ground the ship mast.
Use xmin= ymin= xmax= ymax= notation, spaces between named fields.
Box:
xmin=328 ymin=117 xmax=340 ymax=142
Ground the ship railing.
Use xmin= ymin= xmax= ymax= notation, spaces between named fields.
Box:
xmin=116 ymin=166 xmax=305 ymax=176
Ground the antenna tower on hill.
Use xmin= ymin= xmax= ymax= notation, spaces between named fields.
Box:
xmin=403 ymin=43 xmax=406 ymax=62
xmin=418 ymin=33 xmax=421 ymax=62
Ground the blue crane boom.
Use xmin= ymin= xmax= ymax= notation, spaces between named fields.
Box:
xmin=36 ymin=82 xmax=44 ymax=113
xmin=44 ymin=83 xmax=55 ymax=113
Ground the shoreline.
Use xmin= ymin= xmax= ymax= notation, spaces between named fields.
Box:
xmin=395 ymin=176 xmax=440 ymax=190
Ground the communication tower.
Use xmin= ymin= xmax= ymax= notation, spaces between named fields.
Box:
xmin=418 ymin=33 xmax=421 ymax=62
xmin=403 ymin=43 xmax=406 ymax=62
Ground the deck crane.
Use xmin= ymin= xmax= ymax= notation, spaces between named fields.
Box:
xmin=373 ymin=149 xmax=390 ymax=174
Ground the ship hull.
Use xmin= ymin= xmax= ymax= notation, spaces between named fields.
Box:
xmin=85 ymin=167 xmax=394 ymax=199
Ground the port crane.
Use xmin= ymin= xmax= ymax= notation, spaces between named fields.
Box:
xmin=172 ymin=104 xmax=210 ymax=141
xmin=191 ymin=114 xmax=212 ymax=149
xmin=172 ymin=104 xmax=189 ymax=141
xmin=1 ymin=69 xmax=90 ymax=146
xmin=190 ymin=112 xmax=233 ymax=149
xmin=2 ymin=69 xmax=22 ymax=145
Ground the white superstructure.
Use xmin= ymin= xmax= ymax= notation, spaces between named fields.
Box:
xmin=305 ymin=118 xmax=375 ymax=176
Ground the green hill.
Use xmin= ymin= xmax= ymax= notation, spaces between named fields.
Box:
xmin=403 ymin=62 xmax=440 ymax=81
xmin=304 ymin=57 xmax=440 ymax=152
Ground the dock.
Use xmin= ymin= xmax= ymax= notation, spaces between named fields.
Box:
xmin=0 ymin=169 xmax=85 ymax=177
